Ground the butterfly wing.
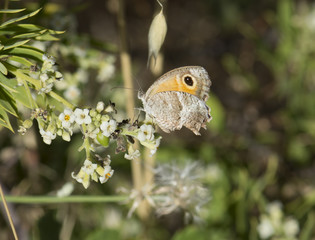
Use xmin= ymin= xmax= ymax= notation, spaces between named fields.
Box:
xmin=140 ymin=66 xmax=212 ymax=135
xmin=143 ymin=91 xmax=211 ymax=135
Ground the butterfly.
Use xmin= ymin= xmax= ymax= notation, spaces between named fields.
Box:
xmin=139 ymin=66 xmax=212 ymax=135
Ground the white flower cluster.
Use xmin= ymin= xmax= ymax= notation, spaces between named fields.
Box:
xmin=38 ymin=54 xmax=63 ymax=94
xmin=71 ymin=157 xmax=114 ymax=189
xmin=257 ymin=201 xmax=300 ymax=240
xmin=36 ymin=102 xmax=116 ymax=146
xmin=35 ymin=101 xmax=163 ymax=188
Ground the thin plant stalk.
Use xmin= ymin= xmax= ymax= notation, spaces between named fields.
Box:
xmin=1 ymin=195 xmax=128 ymax=203
xmin=143 ymin=52 xmax=165 ymax=216
xmin=2 ymin=0 xmax=9 ymax=22
xmin=116 ymin=0 xmax=147 ymax=219
xmin=0 ymin=184 xmax=18 ymax=240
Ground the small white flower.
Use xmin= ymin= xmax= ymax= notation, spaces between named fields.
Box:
xmin=82 ymin=159 xmax=97 ymax=175
xmin=137 ymin=124 xmax=154 ymax=142
xmin=257 ymin=215 xmax=275 ymax=239
xmin=86 ymin=126 xmax=100 ymax=139
xmin=62 ymin=131 xmax=71 ymax=142
xmin=96 ymin=101 xmax=105 ymax=112
xmin=124 ymin=149 xmax=140 ymax=160
xmin=100 ymin=119 xmax=117 ymax=137
xmin=99 ymin=165 xmax=114 ymax=183
xmin=150 ymin=136 xmax=161 ymax=155
xmin=59 ymin=109 xmax=75 ymax=129
xmin=283 ymin=217 xmax=299 ymax=237
xmin=40 ymin=73 xmax=49 ymax=82
xmin=72 ymin=159 xmax=100 ymax=189
xmin=18 ymin=126 xmax=27 ymax=135
xmin=40 ymin=128 xmax=56 ymax=145
xmin=38 ymin=83 xmax=53 ymax=94
xmin=74 ymin=108 xmax=92 ymax=125
xmin=64 ymin=85 xmax=80 ymax=101
xmin=42 ymin=54 xmax=55 ymax=65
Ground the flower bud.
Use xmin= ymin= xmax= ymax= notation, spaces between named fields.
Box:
xmin=23 ymin=119 xmax=33 ymax=129
xmin=96 ymin=101 xmax=105 ymax=112
xmin=97 ymin=132 xmax=109 ymax=147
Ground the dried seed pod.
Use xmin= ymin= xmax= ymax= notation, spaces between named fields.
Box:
xmin=147 ymin=0 xmax=167 ymax=68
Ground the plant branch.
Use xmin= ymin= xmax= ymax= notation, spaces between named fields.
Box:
xmin=0 ymin=184 xmax=18 ymax=240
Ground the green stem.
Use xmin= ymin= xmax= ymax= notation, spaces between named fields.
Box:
xmin=80 ymin=124 xmax=91 ymax=160
xmin=0 ymin=195 xmax=128 ymax=204
xmin=48 ymin=91 xmax=75 ymax=109
xmin=2 ymin=0 xmax=9 ymax=23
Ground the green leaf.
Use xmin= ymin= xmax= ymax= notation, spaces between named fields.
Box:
xmin=0 ymin=9 xmax=26 ymax=14
xmin=5 ymin=45 xmax=43 ymax=62
xmin=0 ymin=24 xmax=64 ymax=38
xmin=12 ymin=23 xmax=44 ymax=31
xmin=0 ymin=108 xmax=14 ymax=132
xmin=0 ymin=87 xmax=18 ymax=117
xmin=12 ymin=31 xmax=43 ymax=39
xmin=7 ymin=55 xmax=33 ymax=67
xmin=3 ymin=39 xmax=30 ymax=50
xmin=11 ymin=84 xmax=33 ymax=108
xmin=6 ymin=23 xmax=64 ymax=33
xmin=0 ymin=72 xmax=18 ymax=93
xmin=36 ymin=33 xmax=60 ymax=41
xmin=0 ymin=8 xmax=42 ymax=27
xmin=0 ymin=61 xmax=8 ymax=75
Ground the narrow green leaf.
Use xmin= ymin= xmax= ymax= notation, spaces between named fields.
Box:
xmin=0 ymin=108 xmax=14 ymax=132
xmin=0 ymin=8 xmax=42 ymax=27
xmin=47 ymin=29 xmax=65 ymax=35
xmin=3 ymin=39 xmax=30 ymax=50
xmin=0 ymin=87 xmax=18 ymax=117
xmin=0 ymin=9 xmax=26 ymax=14
xmin=8 ymin=55 xmax=33 ymax=67
xmin=12 ymin=32 xmax=42 ymax=39
xmin=5 ymin=23 xmax=64 ymax=33
xmin=0 ymin=24 xmax=64 ymax=38
xmin=0 ymin=61 xmax=8 ymax=75
xmin=11 ymin=83 xmax=34 ymax=109
xmin=0 ymin=72 xmax=18 ymax=93
xmin=36 ymin=33 xmax=59 ymax=41
xmin=13 ymin=69 xmax=41 ymax=89
xmin=5 ymin=46 xmax=43 ymax=62
xmin=14 ymin=23 xmax=43 ymax=31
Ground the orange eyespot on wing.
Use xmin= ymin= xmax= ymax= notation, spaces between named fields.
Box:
xmin=148 ymin=76 xmax=198 ymax=97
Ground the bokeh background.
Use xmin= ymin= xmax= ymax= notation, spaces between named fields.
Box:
xmin=0 ymin=0 xmax=315 ymax=239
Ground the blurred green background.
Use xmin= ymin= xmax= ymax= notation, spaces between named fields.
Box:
xmin=0 ymin=0 xmax=315 ymax=239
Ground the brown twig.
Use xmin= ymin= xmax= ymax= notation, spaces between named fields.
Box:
xmin=0 ymin=184 xmax=18 ymax=240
